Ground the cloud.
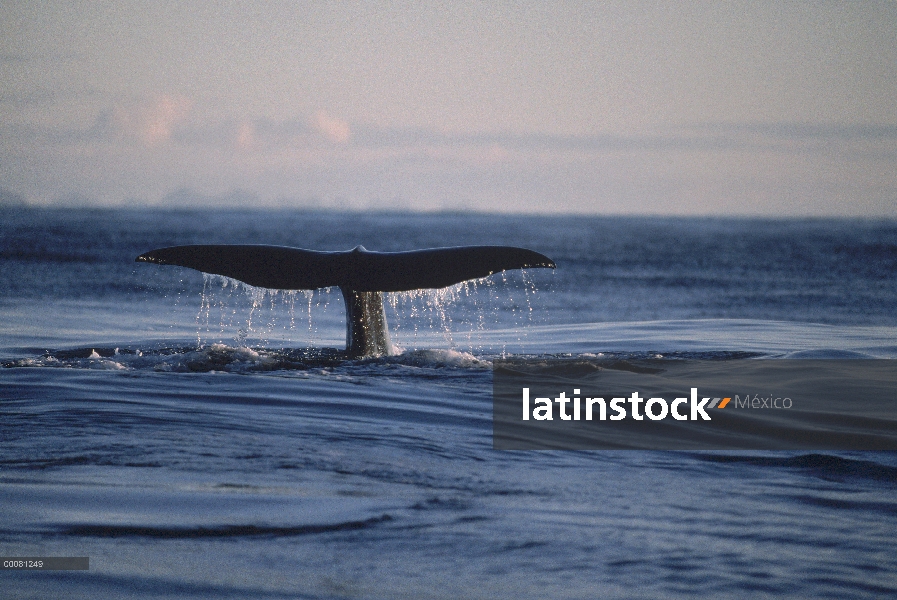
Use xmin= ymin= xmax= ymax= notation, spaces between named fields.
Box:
xmin=694 ymin=122 xmax=897 ymax=142
xmin=172 ymin=111 xmax=351 ymax=149
xmin=0 ymin=85 xmax=100 ymax=108
xmin=349 ymin=122 xmax=897 ymax=156
xmin=8 ymin=107 xmax=894 ymax=161
xmin=312 ymin=110 xmax=351 ymax=144
xmin=4 ymin=105 xmax=893 ymax=215
xmin=113 ymin=95 xmax=192 ymax=146
xmin=115 ymin=109 xmax=896 ymax=158
xmin=172 ymin=117 xmax=317 ymax=150
xmin=236 ymin=121 xmax=256 ymax=150
xmin=349 ymin=126 xmax=742 ymax=153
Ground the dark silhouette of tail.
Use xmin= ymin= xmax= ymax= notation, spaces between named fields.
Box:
xmin=137 ymin=244 xmax=555 ymax=357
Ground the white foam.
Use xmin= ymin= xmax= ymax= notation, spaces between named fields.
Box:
xmin=87 ymin=358 xmax=128 ymax=370
xmin=386 ymin=348 xmax=492 ymax=369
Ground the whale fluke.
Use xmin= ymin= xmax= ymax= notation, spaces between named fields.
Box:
xmin=137 ymin=244 xmax=555 ymax=357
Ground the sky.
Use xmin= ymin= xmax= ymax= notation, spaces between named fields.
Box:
xmin=1 ymin=1 xmax=895 ymax=215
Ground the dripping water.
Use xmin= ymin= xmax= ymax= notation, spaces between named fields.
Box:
xmin=190 ymin=271 xmax=549 ymax=354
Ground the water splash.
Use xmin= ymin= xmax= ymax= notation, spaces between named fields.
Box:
xmin=191 ymin=275 xmax=341 ymax=350
xmin=382 ymin=270 xmax=546 ymax=355
xmin=186 ymin=270 xmax=551 ymax=354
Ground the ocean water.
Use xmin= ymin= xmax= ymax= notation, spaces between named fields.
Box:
xmin=1 ymin=208 xmax=897 ymax=598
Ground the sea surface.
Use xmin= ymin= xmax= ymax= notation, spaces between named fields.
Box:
xmin=2 ymin=208 xmax=897 ymax=599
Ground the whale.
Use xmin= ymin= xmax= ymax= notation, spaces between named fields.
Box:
xmin=136 ymin=244 xmax=555 ymax=357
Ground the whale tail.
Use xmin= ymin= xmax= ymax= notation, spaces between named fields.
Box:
xmin=137 ymin=244 xmax=556 ymax=357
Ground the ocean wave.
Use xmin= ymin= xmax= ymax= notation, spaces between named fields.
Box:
xmin=61 ymin=515 xmax=394 ymax=539
xmin=693 ymin=453 xmax=897 ymax=484
xmin=3 ymin=343 xmax=770 ymax=374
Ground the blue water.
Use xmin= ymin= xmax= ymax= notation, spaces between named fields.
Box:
xmin=2 ymin=208 xmax=897 ymax=598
